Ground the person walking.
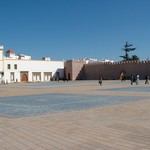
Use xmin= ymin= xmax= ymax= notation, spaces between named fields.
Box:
xmin=145 ymin=75 xmax=149 ymax=84
xmin=136 ymin=74 xmax=140 ymax=85
xmin=99 ymin=75 xmax=103 ymax=86
xmin=120 ymin=72 xmax=126 ymax=82
xmin=131 ymin=75 xmax=134 ymax=85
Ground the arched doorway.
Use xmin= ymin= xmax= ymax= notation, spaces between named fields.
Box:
xmin=20 ymin=71 xmax=28 ymax=82
xmin=68 ymin=73 xmax=71 ymax=80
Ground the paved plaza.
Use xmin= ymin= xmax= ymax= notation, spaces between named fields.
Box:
xmin=0 ymin=80 xmax=150 ymax=150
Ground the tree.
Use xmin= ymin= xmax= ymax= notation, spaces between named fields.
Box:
xmin=120 ymin=42 xmax=139 ymax=61
xmin=130 ymin=55 xmax=140 ymax=61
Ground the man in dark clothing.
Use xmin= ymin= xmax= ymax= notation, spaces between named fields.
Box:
xmin=99 ymin=75 xmax=103 ymax=86
xmin=145 ymin=75 xmax=149 ymax=84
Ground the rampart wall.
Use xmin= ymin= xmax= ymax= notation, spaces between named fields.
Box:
xmin=84 ymin=61 xmax=150 ymax=80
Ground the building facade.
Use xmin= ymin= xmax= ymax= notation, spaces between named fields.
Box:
xmin=0 ymin=45 xmax=64 ymax=83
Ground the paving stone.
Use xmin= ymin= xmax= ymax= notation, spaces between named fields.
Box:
xmin=0 ymin=81 xmax=150 ymax=150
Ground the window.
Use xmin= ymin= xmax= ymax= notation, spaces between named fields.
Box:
xmin=14 ymin=64 xmax=17 ymax=69
xmin=7 ymin=64 xmax=11 ymax=69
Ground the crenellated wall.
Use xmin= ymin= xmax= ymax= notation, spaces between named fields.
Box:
xmin=65 ymin=60 xmax=150 ymax=80
xmin=84 ymin=61 xmax=150 ymax=80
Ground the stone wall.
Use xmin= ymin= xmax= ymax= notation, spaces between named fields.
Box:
xmin=84 ymin=61 xmax=150 ymax=80
xmin=65 ymin=60 xmax=150 ymax=80
xmin=65 ymin=60 xmax=86 ymax=80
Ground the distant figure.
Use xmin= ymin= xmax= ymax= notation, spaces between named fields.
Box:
xmin=145 ymin=75 xmax=149 ymax=84
xmin=136 ymin=74 xmax=140 ymax=85
xmin=131 ymin=75 xmax=134 ymax=85
xmin=120 ymin=72 xmax=126 ymax=82
xmin=99 ymin=75 xmax=103 ymax=86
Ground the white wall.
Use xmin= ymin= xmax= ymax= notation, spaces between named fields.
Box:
xmin=0 ymin=45 xmax=4 ymax=60
xmin=3 ymin=59 xmax=64 ymax=83
xmin=0 ymin=61 xmax=3 ymax=72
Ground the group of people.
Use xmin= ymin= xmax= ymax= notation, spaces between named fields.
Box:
xmin=98 ymin=73 xmax=149 ymax=86
xmin=130 ymin=74 xmax=149 ymax=85
xmin=130 ymin=74 xmax=140 ymax=85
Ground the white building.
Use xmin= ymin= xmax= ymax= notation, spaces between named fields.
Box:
xmin=99 ymin=59 xmax=114 ymax=63
xmin=0 ymin=45 xmax=64 ymax=83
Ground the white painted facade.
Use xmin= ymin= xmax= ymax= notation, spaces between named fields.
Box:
xmin=0 ymin=45 xmax=64 ymax=83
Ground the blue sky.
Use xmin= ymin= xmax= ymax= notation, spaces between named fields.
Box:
xmin=0 ymin=0 xmax=150 ymax=61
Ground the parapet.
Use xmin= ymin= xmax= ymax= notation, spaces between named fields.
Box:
xmin=85 ymin=60 xmax=150 ymax=66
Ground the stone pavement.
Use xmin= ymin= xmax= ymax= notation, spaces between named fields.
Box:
xmin=0 ymin=80 xmax=150 ymax=150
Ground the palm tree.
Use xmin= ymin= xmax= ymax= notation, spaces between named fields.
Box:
xmin=130 ymin=55 xmax=140 ymax=61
